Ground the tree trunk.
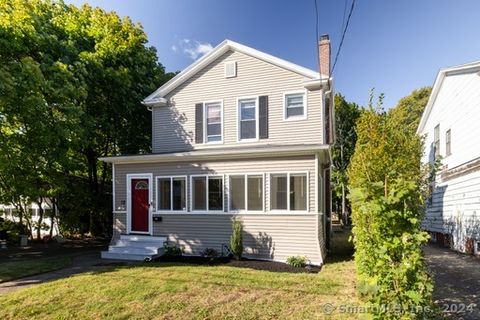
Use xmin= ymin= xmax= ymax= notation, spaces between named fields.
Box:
xmin=342 ymin=182 xmax=347 ymax=225
xmin=49 ymin=197 xmax=56 ymax=238
xmin=86 ymin=146 xmax=98 ymax=235
xmin=36 ymin=198 xmax=44 ymax=240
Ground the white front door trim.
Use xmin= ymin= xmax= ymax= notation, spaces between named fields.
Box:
xmin=126 ymin=173 xmax=153 ymax=235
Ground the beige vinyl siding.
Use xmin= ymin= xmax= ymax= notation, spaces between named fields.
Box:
xmin=153 ymin=50 xmax=323 ymax=153
xmin=114 ymin=155 xmax=317 ymax=213
xmin=154 ymin=213 xmax=323 ymax=265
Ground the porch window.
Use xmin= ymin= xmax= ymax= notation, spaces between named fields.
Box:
xmin=271 ymin=173 xmax=308 ymax=211
xmin=205 ymin=102 xmax=222 ymax=143
xmin=290 ymin=174 xmax=307 ymax=211
xmin=191 ymin=175 xmax=224 ymax=211
xmin=156 ymin=176 xmax=186 ymax=211
xmin=229 ymin=174 xmax=263 ymax=211
xmin=238 ymin=98 xmax=257 ymax=140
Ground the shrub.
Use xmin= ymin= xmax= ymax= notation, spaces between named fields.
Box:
xmin=163 ymin=243 xmax=183 ymax=257
xmin=230 ymin=218 xmax=243 ymax=260
xmin=0 ymin=219 xmax=29 ymax=243
xmin=286 ymin=256 xmax=307 ymax=268
xmin=201 ymin=248 xmax=219 ymax=258
xmin=347 ymin=95 xmax=433 ymax=319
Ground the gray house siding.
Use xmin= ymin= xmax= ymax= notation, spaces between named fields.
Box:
xmin=113 ymin=155 xmax=327 ymax=265
xmin=114 ymin=155 xmax=317 ymax=213
xmin=152 ymin=50 xmax=324 ymax=153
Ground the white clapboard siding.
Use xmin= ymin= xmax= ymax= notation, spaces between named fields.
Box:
xmin=152 ymin=50 xmax=323 ymax=153
xmin=420 ymin=70 xmax=480 ymax=169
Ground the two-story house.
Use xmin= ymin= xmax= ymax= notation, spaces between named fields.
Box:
xmin=418 ymin=61 xmax=480 ymax=255
xmin=101 ymin=37 xmax=334 ymax=265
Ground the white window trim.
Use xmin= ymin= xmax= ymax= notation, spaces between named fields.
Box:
xmin=203 ymin=100 xmax=224 ymax=144
xmin=189 ymin=174 xmax=225 ymax=213
xmin=225 ymin=61 xmax=237 ymax=78
xmin=269 ymin=171 xmax=309 ymax=213
xmin=237 ymin=96 xmax=259 ymax=142
xmin=227 ymin=173 xmax=265 ymax=213
xmin=155 ymin=175 xmax=187 ymax=213
xmin=283 ymin=90 xmax=308 ymax=121
xmin=126 ymin=173 xmax=153 ymax=235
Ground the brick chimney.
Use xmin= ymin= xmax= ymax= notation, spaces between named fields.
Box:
xmin=319 ymin=34 xmax=330 ymax=77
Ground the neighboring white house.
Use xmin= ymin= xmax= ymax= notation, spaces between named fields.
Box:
xmin=0 ymin=201 xmax=59 ymax=238
xmin=417 ymin=61 xmax=480 ymax=255
xmin=100 ymin=36 xmax=334 ymax=263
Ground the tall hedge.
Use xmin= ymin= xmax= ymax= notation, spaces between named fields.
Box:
xmin=347 ymin=96 xmax=433 ymax=319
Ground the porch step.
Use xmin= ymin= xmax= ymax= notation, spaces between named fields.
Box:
xmin=108 ymin=246 xmax=164 ymax=255
xmin=101 ymin=235 xmax=167 ymax=261
xmin=101 ymin=251 xmax=159 ymax=261
xmin=114 ymin=240 xmax=165 ymax=248
xmin=120 ymin=235 xmax=167 ymax=242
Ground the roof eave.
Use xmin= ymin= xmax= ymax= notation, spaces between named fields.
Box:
xmin=417 ymin=60 xmax=480 ymax=134
xmin=143 ymin=39 xmax=322 ymax=104
xmin=100 ymin=144 xmax=330 ymax=164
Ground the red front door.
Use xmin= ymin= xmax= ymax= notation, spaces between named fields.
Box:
xmin=131 ymin=179 xmax=149 ymax=233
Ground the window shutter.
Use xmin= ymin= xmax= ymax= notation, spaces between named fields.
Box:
xmin=259 ymin=95 xmax=269 ymax=139
xmin=195 ymin=103 xmax=204 ymax=144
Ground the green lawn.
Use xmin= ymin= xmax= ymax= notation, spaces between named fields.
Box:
xmin=0 ymin=259 xmax=356 ymax=319
xmin=0 ymin=256 xmax=72 ymax=282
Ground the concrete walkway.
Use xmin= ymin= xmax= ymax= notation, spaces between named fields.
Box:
xmin=0 ymin=252 xmax=134 ymax=295
xmin=424 ymin=244 xmax=480 ymax=319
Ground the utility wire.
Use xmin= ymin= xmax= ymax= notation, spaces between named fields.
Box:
xmin=331 ymin=0 xmax=356 ymax=76
xmin=340 ymin=0 xmax=348 ymax=37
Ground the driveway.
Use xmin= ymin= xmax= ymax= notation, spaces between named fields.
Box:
xmin=424 ymin=244 xmax=480 ymax=319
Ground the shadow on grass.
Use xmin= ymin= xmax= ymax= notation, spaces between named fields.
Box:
xmin=325 ymin=227 xmax=354 ymax=264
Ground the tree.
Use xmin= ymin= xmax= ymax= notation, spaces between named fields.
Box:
xmin=0 ymin=0 xmax=174 ymax=238
xmin=347 ymin=91 xmax=433 ymax=318
xmin=331 ymin=94 xmax=361 ymax=225
xmin=389 ymin=87 xmax=432 ymax=134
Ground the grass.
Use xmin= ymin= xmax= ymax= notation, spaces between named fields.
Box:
xmin=0 ymin=231 xmax=357 ymax=319
xmin=0 ymin=256 xmax=72 ymax=282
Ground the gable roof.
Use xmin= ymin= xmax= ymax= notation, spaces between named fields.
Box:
xmin=143 ymin=39 xmax=325 ymax=106
xmin=417 ymin=60 xmax=480 ymax=134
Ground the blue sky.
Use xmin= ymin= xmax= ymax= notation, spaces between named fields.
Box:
xmin=66 ymin=0 xmax=480 ymax=109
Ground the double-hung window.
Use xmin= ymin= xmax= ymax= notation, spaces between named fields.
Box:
xmin=445 ymin=129 xmax=451 ymax=156
xmin=229 ymin=174 xmax=264 ymax=211
xmin=157 ymin=176 xmax=186 ymax=211
xmin=205 ymin=102 xmax=222 ymax=143
xmin=270 ymin=173 xmax=308 ymax=211
xmin=238 ymin=98 xmax=258 ymax=140
xmin=284 ymin=92 xmax=306 ymax=120
xmin=191 ymin=175 xmax=224 ymax=211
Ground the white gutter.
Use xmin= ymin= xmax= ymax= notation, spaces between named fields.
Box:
xmin=99 ymin=144 xmax=329 ymax=164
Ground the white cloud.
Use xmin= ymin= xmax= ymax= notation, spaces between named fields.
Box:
xmin=171 ymin=38 xmax=213 ymax=60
